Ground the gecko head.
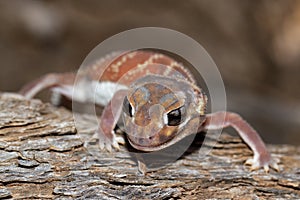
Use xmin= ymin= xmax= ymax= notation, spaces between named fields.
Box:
xmin=122 ymin=75 xmax=207 ymax=152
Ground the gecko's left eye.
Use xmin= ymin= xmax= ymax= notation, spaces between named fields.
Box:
xmin=123 ymin=97 xmax=134 ymax=117
xmin=166 ymin=106 xmax=186 ymax=126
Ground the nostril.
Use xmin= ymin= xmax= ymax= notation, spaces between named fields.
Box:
xmin=138 ymin=137 xmax=153 ymax=145
xmin=138 ymin=138 xmax=143 ymax=144
xmin=138 ymin=138 xmax=147 ymax=145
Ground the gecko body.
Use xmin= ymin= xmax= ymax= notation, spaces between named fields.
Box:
xmin=19 ymin=50 xmax=279 ymax=173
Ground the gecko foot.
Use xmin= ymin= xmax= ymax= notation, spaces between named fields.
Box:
xmin=98 ymin=132 xmax=125 ymax=152
xmin=245 ymin=155 xmax=280 ymax=172
xmin=84 ymin=131 xmax=125 ymax=152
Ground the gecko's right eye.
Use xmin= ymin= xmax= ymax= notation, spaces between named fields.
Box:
xmin=123 ymin=97 xmax=134 ymax=117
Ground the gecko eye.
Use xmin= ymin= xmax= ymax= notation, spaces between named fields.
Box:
xmin=166 ymin=106 xmax=186 ymax=126
xmin=123 ymin=97 xmax=134 ymax=117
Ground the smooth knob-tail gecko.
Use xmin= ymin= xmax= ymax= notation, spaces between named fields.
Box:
xmin=19 ymin=50 xmax=279 ymax=173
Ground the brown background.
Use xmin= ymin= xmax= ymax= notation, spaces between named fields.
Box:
xmin=0 ymin=0 xmax=299 ymax=145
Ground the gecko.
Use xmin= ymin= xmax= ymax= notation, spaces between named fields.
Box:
xmin=19 ymin=50 xmax=279 ymax=173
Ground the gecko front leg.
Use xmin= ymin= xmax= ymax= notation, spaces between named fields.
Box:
xmin=87 ymin=89 xmax=127 ymax=152
xmin=203 ymin=111 xmax=280 ymax=172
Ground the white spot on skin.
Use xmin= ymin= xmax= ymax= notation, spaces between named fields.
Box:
xmin=110 ymin=52 xmax=146 ymax=73
xmin=163 ymin=66 xmax=172 ymax=76
xmin=91 ymin=51 xmax=123 ymax=71
xmin=111 ymin=52 xmax=137 ymax=73
xmin=128 ymin=51 xmax=138 ymax=59
xmin=126 ymin=53 xmax=162 ymax=76
xmin=153 ymin=53 xmax=163 ymax=60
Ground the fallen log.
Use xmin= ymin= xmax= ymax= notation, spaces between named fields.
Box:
xmin=0 ymin=93 xmax=299 ymax=199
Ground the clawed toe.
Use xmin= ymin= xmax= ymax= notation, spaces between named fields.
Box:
xmin=111 ymin=138 xmax=121 ymax=151
xmin=116 ymin=136 xmax=125 ymax=145
xmin=245 ymin=156 xmax=280 ymax=172
xmin=84 ymin=131 xmax=125 ymax=152
xmin=105 ymin=142 xmax=113 ymax=152
xmin=268 ymin=158 xmax=280 ymax=172
xmin=263 ymin=165 xmax=270 ymax=173
xmin=245 ymin=158 xmax=254 ymax=166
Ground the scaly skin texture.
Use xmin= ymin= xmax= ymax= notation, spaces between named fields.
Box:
xmin=19 ymin=50 xmax=279 ymax=174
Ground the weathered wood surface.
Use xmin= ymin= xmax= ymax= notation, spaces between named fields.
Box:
xmin=0 ymin=93 xmax=299 ymax=199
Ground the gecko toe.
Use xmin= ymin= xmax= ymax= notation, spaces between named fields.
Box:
xmin=269 ymin=158 xmax=280 ymax=172
xmin=86 ymin=130 xmax=126 ymax=152
xmin=263 ymin=165 xmax=270 ymax=173
xmin=245 ymin=157 xmax=264 ymax=171
xmin=106 ymin=143 xmax=112 ymax=152
xmin=245 ymin=155 xmax=280 ymax=172
xmin=272 ymin=163 xmax=280 ymax=171
xmin=249 ymin=164 xmax=260 ymax=171
xmin=245 ymin=158 xmax=254 ymax=166
xmin=112 ymin=139 xmax=120 ymax=151
xmin=99 ymin=141 xmax=105 ymax=150
xmin=116 ymin=136 xmax=125 ymax=145
xmin=245 ymin=158 xmax=260 ymax=171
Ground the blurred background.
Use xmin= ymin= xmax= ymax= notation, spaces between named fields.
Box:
xmin=0 ymin=0 xmax=299 ymax=145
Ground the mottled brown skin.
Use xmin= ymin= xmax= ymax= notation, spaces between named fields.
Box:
xmin=123 ymin=74 xmax=206 ymax=152
xmin=19 ymin=50 xmax=279 ymax=173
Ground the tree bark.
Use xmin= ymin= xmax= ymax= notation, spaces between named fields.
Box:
xmin=0 ymin=93 xmax=299 ymax=199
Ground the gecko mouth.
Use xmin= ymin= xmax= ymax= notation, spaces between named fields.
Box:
xmin=127 ymin=134 xmax=177 ymax=152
